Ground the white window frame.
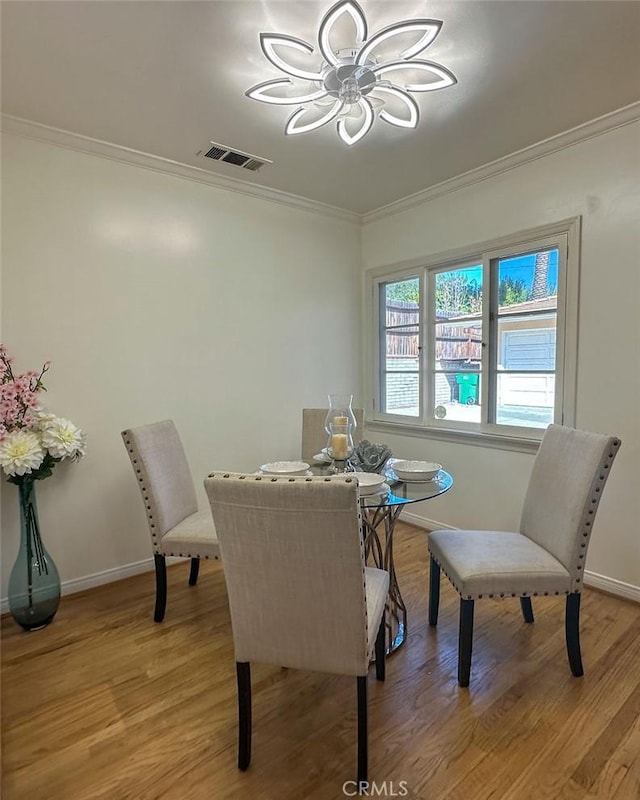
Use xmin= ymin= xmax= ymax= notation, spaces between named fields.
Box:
xmin=365 ymin=218 xmax=580 ymax=452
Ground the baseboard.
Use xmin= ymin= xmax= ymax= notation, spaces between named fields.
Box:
xmin=584 ymin=570 xmax=640 ymax=603
xmin=399 ymin=509 xmax=457 ymax=531
xmin=0 ymin=557 xmax=155 ymax=615
xmin=3 ymin=548 xmax=637 ymax=616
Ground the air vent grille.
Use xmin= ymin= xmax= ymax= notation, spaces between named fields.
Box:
xmin=204 ymin=145 xmax=226 ymax=160
xmin=200 ymin=141 xmax=272 ymax=173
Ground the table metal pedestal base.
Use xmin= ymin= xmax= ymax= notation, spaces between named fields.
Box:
xmin=361 ymin=503 xmax=407 ymax=656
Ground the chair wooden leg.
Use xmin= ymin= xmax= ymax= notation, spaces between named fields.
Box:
xmin=565 ymin=592 xmax=584 ymax=677
xmin=520 ymin=596 xmax=534 ymax=623
xmin=375 ymin=614 xmax=386 ymax=681
xmin=188 ymin=557 xmax=200 ymax=586
xmin=153 ymin=554 xmax=167 ymax=622
xmin=428 ymin=555 xmax=441 ymax=626
xmin=357 ymin=676 xmax=368 ymax=784
xmin=236 ymin=662 xmax=252 ymax=770
xmin=458 ymin=598 xmax=475 ymax=688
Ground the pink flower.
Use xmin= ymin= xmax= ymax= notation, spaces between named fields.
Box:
xmin=2 ymin=384 xmax=17 ymax=400
xmin=0 ymin=346 xmax=87 ymax=481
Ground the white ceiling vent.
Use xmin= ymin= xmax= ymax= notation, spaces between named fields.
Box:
xmin=198 ymin=141 xmax=272 ymax=173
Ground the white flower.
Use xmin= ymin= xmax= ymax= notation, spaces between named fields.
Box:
xmin=40 ymin=417 xmax=87 ymax=460
xmin=34 ymin=410 xmax=58 ymax=430
xmin=0 ymin=429 xmax=45 ymax=476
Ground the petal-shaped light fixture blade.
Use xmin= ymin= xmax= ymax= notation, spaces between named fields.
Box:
xmin=318 ymin=0 xmax=368 ymax=67
xmin=285 ymin=99 xmax=345 ymax=136
xmin=337 ymin=97 xmax=374 ymax=145
xmin=356 ymin=20 xmax=442 ymax=66
xmin=371 ymin=86 xmax=419 ymax=128
xmin=260 ymin=33 xmax=324 ymax=81
xmin=373 ymin=59 xmax=457 ymax=91
xmin=246 ymin=78 xmax=330 ymax=105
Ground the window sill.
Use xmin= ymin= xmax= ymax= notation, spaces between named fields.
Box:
xmin=365 ymin=420 xmax=542 ymax=454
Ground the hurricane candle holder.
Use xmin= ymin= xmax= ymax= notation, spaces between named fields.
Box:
xmin=324 ymin=394 xmax=357 ymax=438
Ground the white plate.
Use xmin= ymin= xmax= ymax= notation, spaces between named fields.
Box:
xmin=313 ymin=452 xmax=332 ymax=464
xmin=362 ymin=482 xmax=390 ymax=498
xmin=260 ymin=460 xmax=310 ymax=476
xmin=394 ymin=475 xmax=441 ymax=484
xmin=355 ymin=473 xmax=385 ymax=495
xmin=392 ymin=460 xmax=442 ymax=482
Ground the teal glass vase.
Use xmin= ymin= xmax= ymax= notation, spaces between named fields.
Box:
xmin=8 ymin=480 xmax=61 ymax=631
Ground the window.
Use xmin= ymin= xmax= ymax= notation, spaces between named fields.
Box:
xmin=368 ymin=219 xmax=579 ymax=445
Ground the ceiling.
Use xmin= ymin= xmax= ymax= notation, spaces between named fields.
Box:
xmin=2 ymin=1 xmax=640 ymax=215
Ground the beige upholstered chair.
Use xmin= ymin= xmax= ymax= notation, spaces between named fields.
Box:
xmin=121 ymin=420 xmax=220 ymax=622
xmin=301 ymin=407 xmax=364 ymax=464
xmin=204 ymin=473 xmax=389 ymax=783
xmin=428 ymin=424 xmax=621 ymax=687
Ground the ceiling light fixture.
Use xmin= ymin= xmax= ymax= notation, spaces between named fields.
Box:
xmin=245 ymin=0 xmax=456 ymax=146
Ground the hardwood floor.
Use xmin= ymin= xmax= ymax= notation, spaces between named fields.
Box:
xmin=2 ymin=522 xmax=639 ymax=799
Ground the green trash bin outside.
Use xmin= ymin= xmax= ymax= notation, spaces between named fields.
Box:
xmin=456 ymin=373 xmax=479 ymax=405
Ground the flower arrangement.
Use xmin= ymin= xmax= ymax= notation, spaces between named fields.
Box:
xmin=1 ymin=345 xmax=86 ymax=630
xmin=0 ymin=345 xmax=86 ymax=484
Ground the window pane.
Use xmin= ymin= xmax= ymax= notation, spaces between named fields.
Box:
xmin=496 ymin=373 xmax=555 ymax=428
xmin=381 ymin=278 xmax=420 ymax=416
xmin=435 ymin=265 xmax=482 ymax=318
xmin=434 ymin=320 xmax=482 ymax=371
xmin=385 ymin=327 xmax=419 ymax=370
xmin=498 ymin=319 xmax=556 ymax=371
xmin=498 ymin=249 xmax=558 ymax=314
xmin=496 ymin=248 xmax=558 ymax=429
xmin=385 ymin=373 xmax=419 ymax=416
xmin=433 ymin=372 xmax=481 ymax=424
xmin=432 ymin=265 xmax=482 ymax=422
xmin=434 ymin=266 xmax=482 ymax=372
xmin=385 ymin=279 xmax=419 ymax=326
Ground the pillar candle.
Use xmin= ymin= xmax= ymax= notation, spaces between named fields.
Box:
xmin=331 ymin=433 xmax=348 ymax=459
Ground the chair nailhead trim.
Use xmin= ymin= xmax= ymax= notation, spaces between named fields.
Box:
xmin=568 ymin=437 xmax=620 ymax=591
xmin=429 ymin=551 xmax=569 ymax=601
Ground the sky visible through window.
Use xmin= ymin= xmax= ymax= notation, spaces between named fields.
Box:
xmin=461 ymin=250 xmax=559 ymax=294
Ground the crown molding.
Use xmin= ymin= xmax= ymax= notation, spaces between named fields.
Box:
xmin=0 ymin=114 xmax=360 ymax=224
xmin=362 ymin=101 xmax=640 ymax=225
xmin=3 ymin=102 xmax=639 ymax=227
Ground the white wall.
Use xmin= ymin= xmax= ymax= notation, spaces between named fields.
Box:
xmin=2 ymin=119 xmax=638 ymax=603
xmin=0 ymin=134 xmax=362 ymax=596
xmin=362 ymin=120 xmax=640 ymax=594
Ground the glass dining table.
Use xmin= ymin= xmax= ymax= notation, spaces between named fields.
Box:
xmin=312 ymin=462 xmax=453 ymax=655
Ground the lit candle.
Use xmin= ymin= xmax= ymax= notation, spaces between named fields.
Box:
xmin=331 ymin=433 xmax=348 ymax=459
xmin=333 ymin=415 xmax=348 ymax=426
